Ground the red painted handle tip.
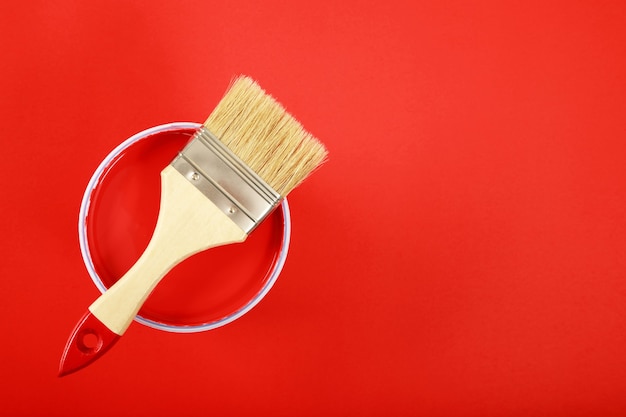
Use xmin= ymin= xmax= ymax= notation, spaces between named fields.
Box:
xmin=58 ymin=310 xmax=120 ymax=377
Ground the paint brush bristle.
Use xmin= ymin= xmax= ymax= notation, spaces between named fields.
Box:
xmin=204 ymin=76 xmax=328 ymax=196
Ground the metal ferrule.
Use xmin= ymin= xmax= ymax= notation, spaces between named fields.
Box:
xmin=170 ymin=127 xmax=281 ymax=234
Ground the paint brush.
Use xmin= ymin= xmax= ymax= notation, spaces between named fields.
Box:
xmin=59 ymin=76 xmax=327 ymax=376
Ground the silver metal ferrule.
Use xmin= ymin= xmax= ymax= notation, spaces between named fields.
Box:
xmin=170 ymin=127 xmax=281 ymax=234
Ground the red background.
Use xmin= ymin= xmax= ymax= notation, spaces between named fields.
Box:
xmin=2 ymin=1 xmax=626 ymax=415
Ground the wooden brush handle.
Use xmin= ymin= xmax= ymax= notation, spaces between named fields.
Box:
xmin=89 ymin=165 xmax=247 ymax=335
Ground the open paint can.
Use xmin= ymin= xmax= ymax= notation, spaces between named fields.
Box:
xmin=78 ymin=122 xmax=290 ymax=333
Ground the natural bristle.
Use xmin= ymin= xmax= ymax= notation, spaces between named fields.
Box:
xmin=204 ymin=76 xmax=328 ymax=196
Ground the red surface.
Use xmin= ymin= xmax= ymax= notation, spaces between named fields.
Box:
xmin=59 ymin=311 xmax=120 ymax=377
xmin=2 ymin=1 xmax=626 ymax=416
xmin=85 ymin=127 xmax=286 ymax=326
